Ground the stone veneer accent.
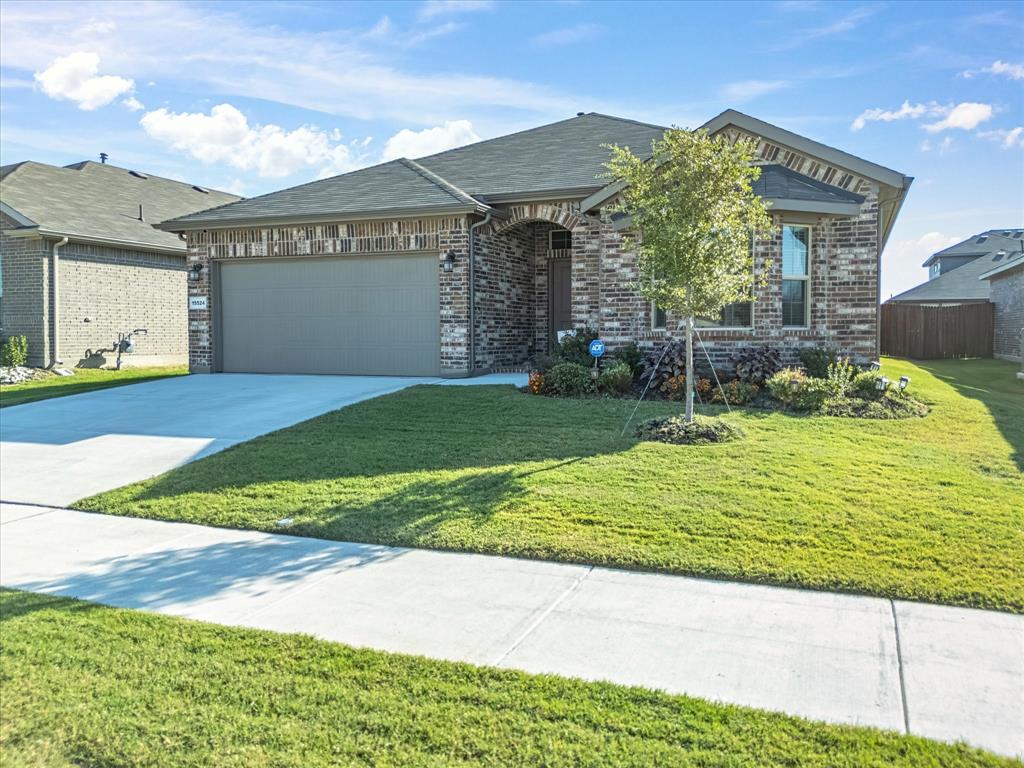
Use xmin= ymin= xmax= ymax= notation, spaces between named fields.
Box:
xmin=179 ymin=184 xmax=884 ymax=374
xmin=1 ymin=215 xmax=188 ymax=368
xmin=989 ymin=267 xmax=1023 ymax=362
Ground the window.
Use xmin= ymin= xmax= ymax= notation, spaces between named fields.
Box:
xmin=549 ymin=230 xmax=572 ymax=251
xmin=782 ymin=224 xmax=810 ymax=327
xmin=652 ymin=303 xmax=667 ymax=330
xmin=696 ymin=300 xmax=752 ymax=328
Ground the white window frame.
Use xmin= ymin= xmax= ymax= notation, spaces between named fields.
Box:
xmin=781 ymin=223 xmax=811 ymax=328
xmin=549 ymin=229 xmax=573 ymax=251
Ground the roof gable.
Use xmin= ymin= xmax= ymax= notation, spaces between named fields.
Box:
xmin=0 ymin=160 xmax=240 ymax=252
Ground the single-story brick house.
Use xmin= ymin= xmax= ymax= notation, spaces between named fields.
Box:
xmin=0 ymin=160 xmax=239 ymax=368
xmin=160 ymin=110 xmax=912 ymax=377
xmin=979 ymin=251 xmax=1024 ymax=363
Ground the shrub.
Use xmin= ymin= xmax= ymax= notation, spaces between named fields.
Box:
xmin=554 ymin=327 xmax=599 ymax=366
xmin=661 ymin=374 xmax=688 ymax=402
xmin=852 ymin=370 xmax=883 ymax=399
xmin=598 ymin=360 xmax=634 ymax=394
xmin=614 ymin=342 xmax=643 ymax=374
xmin=822 ymin=391 xmax=929 ymax=419
xmin=794 ymin=378 xmax=831 ymax=411
xmin=528 ymin=353 xmax=558 ymax=374
xmin=527 ymin=370 xmax=546 ymax=395
xmin=0 ymin=335 xmax=29 ymax=367
xmin=731 ymin=345 xmax=781 ymax=385
xmin=766 ymin=368 xmax=808 ymax=405
xmin=546 ymin=362 xmax=595 ymax=397
xmin=823 ymin=357 xmax=857 ymax=398
xmin=637 ymin=415 xmax=744 ymax=445
xmin=799 ymin=346 xmax=839 ymax=379
xmin=640 ymin=340 xmax=712 ymax=390
xmin=711 ymin=380 xmax=759 ymax=405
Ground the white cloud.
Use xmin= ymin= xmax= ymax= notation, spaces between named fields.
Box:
xmin=532 ymin=24 xmax=603 ymax=47
xmin=139 ymin=103 xmax=370 ymax=178
xmin=381 ymin=120 xmax=480 ymax=161
xmin=770 ymin=6 xmax=876 ymax=51
xmin=121 ymin=95 xmax=144 ymax=111
xmin=34 ymin=52 xmax=134 ymax=110
xmin=1 ymin=2 xmax=576 ymax=126
xmin=851 ymin=100 xmax=941 ymax=131
xmin=962 ymin=60 xmax=1024 ymax=80
xmin=723 ymin=79 xmax=790 ymax=102
xmin=418 ymin=1 xmax=493 ymax=20
xmin=923 ymin=102 xmax=994 ymax=133
xmin=919 ymin=136 xmax=953 ymax=155
xmin=978 ymin=126 xmax=1024 ymax=149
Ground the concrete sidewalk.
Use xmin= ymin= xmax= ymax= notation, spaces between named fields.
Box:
xmin=1 ymin=502 xmax=1020 ymax=759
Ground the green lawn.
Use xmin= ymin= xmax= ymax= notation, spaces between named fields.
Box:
xmin=0 ymin=589 xmax=1010 ymax=768
xmin=77 ymin=358 xmax=1024 ymax=612
xmin=0 ymin=366 xmax=187 ymax=408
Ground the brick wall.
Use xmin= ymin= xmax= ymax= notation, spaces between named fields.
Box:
xmin=990 ymin=268 xmax=1023 ymax=362
xmin=473 ymin=224 xmax=535 ymax=370
xmin=1 ymin=217 xmax=188 ymax=368
xmin=0 ymin=219 xmax=48 ymax=366
xmin=55 ymin=243 xmax=187 ymax=368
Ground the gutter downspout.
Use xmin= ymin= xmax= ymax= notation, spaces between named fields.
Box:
xmin=468 ymin=212 xmax=493 ymax=376
xmin=50 ymin=236 xmax=69 ymax=367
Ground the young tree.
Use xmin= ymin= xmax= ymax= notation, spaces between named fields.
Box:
xmin=606 ymin=129 xmax=773 ymax=422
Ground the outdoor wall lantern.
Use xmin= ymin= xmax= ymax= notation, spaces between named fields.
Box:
xmin=898 ymin=375 xmax=910 ymax=391
xmin=875 ymin=376 xmax=890 ymax=392
xmin=187 ymin=262 xmax=205 ymax=282
xmin=441 ymin=250 xmax=456 ymax=273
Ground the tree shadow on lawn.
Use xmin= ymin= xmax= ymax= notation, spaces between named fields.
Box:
xmin=917 ymin=359 xmax=1024 ymax=471
xmin=119 ymin=386 xmax=664 ymax=501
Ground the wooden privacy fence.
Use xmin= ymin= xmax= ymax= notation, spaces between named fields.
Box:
xmin=881 ymin=302 xmax=993 ymax=359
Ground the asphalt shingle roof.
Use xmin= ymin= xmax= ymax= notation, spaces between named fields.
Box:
xmin=922 ymin=229 xmax=1024 ymax=266
xmin=162 ymin=113 xmax=668 ymax=228
xmin=415 ymin=113 xmax=667 ymax=198
xmin=753 ymin=164 xmax=864 ymax=204
xmin=0 ymin=161 xmax=239 ymax=252
xmin=888 ymin=245 xmax=1024 ymax=303
xmin=160 ymin=158 xmax=492 ymax=227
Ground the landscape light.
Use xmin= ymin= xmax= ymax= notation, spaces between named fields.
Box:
xmin=898 ymin=376 xmax=910 ymax=391
xmin=869 ymin=361 xmax=881 ymax=372
xmin=875 ymin=376 xmax=890 ymax=392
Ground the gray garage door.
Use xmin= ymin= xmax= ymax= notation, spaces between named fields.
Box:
xmin=219 ymin=254 xmax=440 ymax=376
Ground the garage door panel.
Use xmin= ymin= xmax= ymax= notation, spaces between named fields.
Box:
xmin=219 ymin=255 xmax=440 ymax=376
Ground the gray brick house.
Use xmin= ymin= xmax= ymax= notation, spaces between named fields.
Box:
xmin=0 ymin=161 xmax=239 ymax=368
xmin=159 ymin=110 xmax=912 ymax=377
xmin=979 ymin=253 xmax=1024 ymax=363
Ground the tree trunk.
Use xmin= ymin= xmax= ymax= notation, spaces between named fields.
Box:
xmin=685 ymin=315 xmax=695 ymax=423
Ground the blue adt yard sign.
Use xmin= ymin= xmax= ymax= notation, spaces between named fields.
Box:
xmin=589 ymin=339 xmax=606 ymax=358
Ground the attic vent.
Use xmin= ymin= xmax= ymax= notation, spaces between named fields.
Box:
xmin=1002 ymin=231 xmax=1012 ymax=236
xmin=192 ymin=185 xmax=209 ymax=193
xmin=977 ymin=235 xmax=988 ymax=243
xmin=129 ymin=170 xmax=148 ymax=179
xmin=1013 ymin=231 xmax=1023 ymax=238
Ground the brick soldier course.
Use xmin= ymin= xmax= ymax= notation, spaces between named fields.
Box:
xmin=162 ymin=110 xmax=913 ymax=376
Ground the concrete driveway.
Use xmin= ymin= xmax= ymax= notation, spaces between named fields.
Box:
xmin=0 ymin=372 xmax=524 ymax=506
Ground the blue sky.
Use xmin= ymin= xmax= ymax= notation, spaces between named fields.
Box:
xmin=1 ymin=0 xmax=1021 ymax=296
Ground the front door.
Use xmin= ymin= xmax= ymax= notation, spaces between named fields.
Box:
xmin=549 ymin=258 xmax=572 ymax=349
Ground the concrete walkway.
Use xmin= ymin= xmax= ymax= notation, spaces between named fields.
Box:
xmin=0 ymin=372 xmax=525 ymax=506
xmin=1 ymin=503 xmax=1020 ymax=759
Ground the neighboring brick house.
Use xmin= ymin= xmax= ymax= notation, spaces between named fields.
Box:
xmin=0 ymin=161 xmax=239 ymax=368
xmin=979 ymin=253 xmax=1024 ymax=363
xmin=159 ymin=110 xmax=912 ymax=377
